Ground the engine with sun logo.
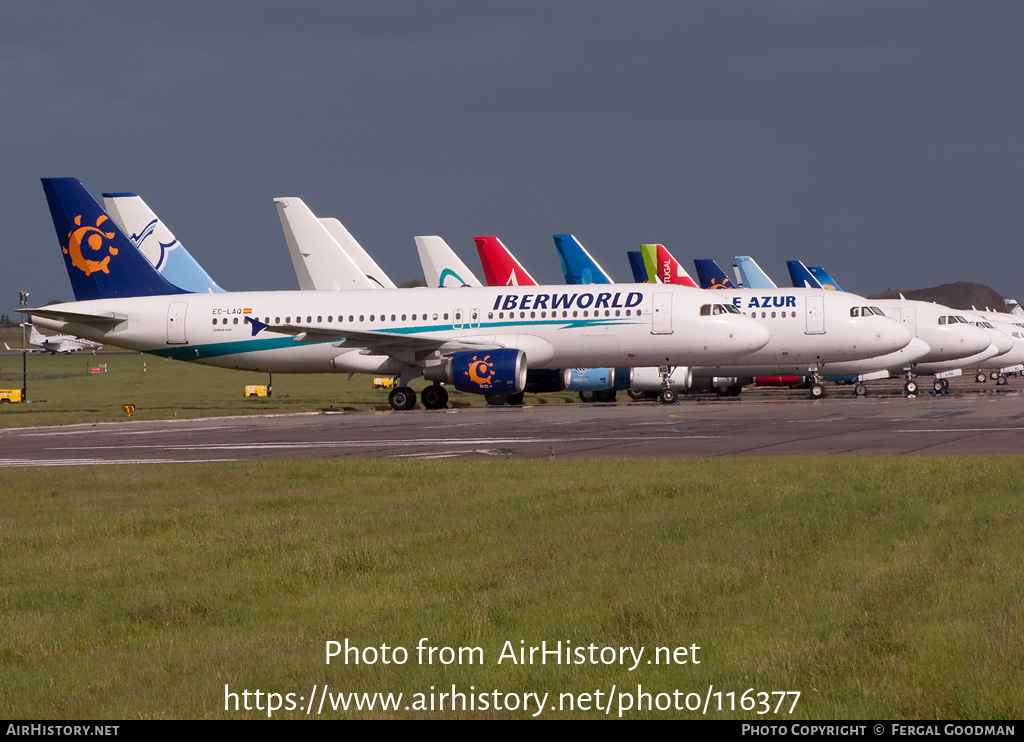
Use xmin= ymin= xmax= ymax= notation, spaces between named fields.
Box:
xmin=447 ymin=348 xmax=527 ymax=394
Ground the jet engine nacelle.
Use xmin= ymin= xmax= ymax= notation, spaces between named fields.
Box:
xmin=428 ymin=348 xmax=527 ymax=395
xmin=525 ymin=368 xmax=571 ymax=393
xmin=566 ymin=368 xmax=632 ymax=391
xmin=690 ymin=376 xmax=742 ymax=392
xmin=630 ymin=366 xmax=693 ymax=392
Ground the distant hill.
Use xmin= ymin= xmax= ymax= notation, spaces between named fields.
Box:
xmin=868 ymin=282 xmax=1010 ymax=312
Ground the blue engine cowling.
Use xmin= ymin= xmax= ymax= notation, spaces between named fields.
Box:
xmin=451 ymin=349 xmax=527 ymax=394
xmin=566 ymin=368 xmax=632 ymax=391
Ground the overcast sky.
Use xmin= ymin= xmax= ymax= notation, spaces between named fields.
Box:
xmin=4 ymin=1 xmax=1023 ymax=307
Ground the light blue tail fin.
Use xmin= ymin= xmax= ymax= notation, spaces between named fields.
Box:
xmin=733 ymin=256 xmax=777 ymax=289
xmin=692 ymin=259 xmax=736 ymax=289
xmin=552 ymin=234 xmax=614 ymax=285
xmin=102 ymin=192 xmax=225 ymax=293
xmin=42 ymin=178 xmax=189 ymax=301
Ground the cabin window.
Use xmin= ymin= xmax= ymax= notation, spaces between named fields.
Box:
xmin=233 ymin=317 xmax=239 ymax=325
xmin=211 ymin=319 xmax=217 ymax=325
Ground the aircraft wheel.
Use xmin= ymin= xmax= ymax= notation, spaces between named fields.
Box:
xmin=809 ymin=384 xmax=825 ymax=399
xmin=420 ymin=385 xmax=448 ymax=410
xmin=991 ymin=371 xmax=1000 ymax=380
xmin=854 ymin=383 xmax=867 ymax=397
xmin=485 ymin=394 xmax=508 ymax=406
xmin=595 ymin=389 xmax=617 ymax=403
xmin=627 ymin=389 xmax=646 ymax=401
xmin=997 ymin=375 xmax=1008 ymax=386
xmin=507 ymin=391 xmax=526 ymax=405
xmin=904 ymin=380 xmax=918 ymax=396
xmin=388 ymin=386 xmax=417 ymax=411
xmin=976 ymin=372 xmax=987 ymax=383
xmin=578 ymin=390 xmax=597 ymax=403
xmin=659 ymin=389 xmax=679 ymax=405
xmin=727 ymin=385 xmax=743 ymax=397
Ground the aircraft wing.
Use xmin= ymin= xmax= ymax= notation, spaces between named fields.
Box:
xmin=247 ymin=318 xmax=508 ymax=358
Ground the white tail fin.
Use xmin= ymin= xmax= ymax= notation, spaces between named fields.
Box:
xmin=415 ymin=236 xmax=482 ymax=287
xmin=274 ymin=198 xmax=378 ymax=291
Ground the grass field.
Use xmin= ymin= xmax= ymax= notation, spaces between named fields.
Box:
xmin=0 ymin=329 xmax=578 ymax=427
xmin=2 ymin=457 xmax=1022 ymax=719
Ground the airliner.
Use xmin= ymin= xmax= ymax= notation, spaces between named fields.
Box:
xmin=786 ymin=260 xmax=1003 ymax=394
xmin=5 ymin=323 xmax=102 ymax=354
xmin=547 ymin=236 xmax=917 ymax=400
xmin=30 ymin=178 xmax=771 ymax=411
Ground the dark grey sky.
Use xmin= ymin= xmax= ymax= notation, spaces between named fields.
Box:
xmin=5 ymin=1 xmax=1024 ymax=307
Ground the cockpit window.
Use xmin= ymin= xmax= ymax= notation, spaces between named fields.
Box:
xmin=870 ymin=307 xmax=885 ymax=316
xmin=955 ymin=316 xmax=969 ymax=324
xmin=850 ymin=307 xmax=860 ymax=317
xmin=723 ymin=304 xmax=740 ymax=314
xmin=700 ymin=304 xmax=711 ymax=316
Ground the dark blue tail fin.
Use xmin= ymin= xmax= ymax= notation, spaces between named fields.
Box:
xmin=692 ymin=259 xmax=736 ymax=289
xmin=809 ymin=266 xmax=843 ymax=291
xmin=627 ymin=251 xmax=650 ymax=282
xmin=786 ymin=260 xmax=823 ymax=289
xmin=42 ymin=178 xmax=189 ymax=301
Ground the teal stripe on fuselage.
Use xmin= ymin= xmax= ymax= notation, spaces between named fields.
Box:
xmin=146 ymin=318 xmax=641 ymax=361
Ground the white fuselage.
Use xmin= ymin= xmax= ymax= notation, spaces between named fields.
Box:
xmin=687 ymin=289 xmax=913 ymax=377
xmin=32 ymin=284 xmax=771 ymax=376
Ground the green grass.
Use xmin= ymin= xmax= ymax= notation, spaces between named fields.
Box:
xmin=2 ymin=457 xmax=1021 ymax=718
xmin=0 ymin=341 xmax=578 ymax=427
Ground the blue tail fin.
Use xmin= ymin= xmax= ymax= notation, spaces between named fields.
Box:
xmin=786 ymin=260 xmax=823 ymax=289
xmin=627 ymin=251 xmax=650 ymax=282
xmin=809 ymin=266 xmax=843 ymax=291
xmin=42 ymin=178 xmax=189 ymax=301
xmin=552 ymin=234 xmax=613 ymax=285
xmin=733 ymin=256 xmax=777 ymax=289
xmin=692 ymin=259 xmax=736 ymax=289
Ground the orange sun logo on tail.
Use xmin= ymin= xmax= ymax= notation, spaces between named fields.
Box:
xmin=64 ymin=214 xmax=118 ymax=276
xmin=466 ymin=354 xmax=495 ymax=386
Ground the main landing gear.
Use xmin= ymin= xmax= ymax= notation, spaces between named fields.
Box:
xmin=420 ymin=384 xmax=448 ymax=410
xmin=388 ymin=386 xmax=417 ymax=411
xmin=485 ymin=392 xmax=526 ymax=406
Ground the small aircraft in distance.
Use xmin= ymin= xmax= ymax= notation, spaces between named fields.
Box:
xmin=6 ymin=323 xmax=103 ymax=354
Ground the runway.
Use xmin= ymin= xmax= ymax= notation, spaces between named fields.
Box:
xmin=3 ymin=384 xmax=1024 ymax=466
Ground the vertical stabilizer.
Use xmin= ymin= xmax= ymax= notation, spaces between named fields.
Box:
xmin=42 ymin=178 xmax=189 ymax=301
xmin=415 ymin=236 xmax=483 ymax=287
xmin=552 ymin=234 xmax=613 ymax=285
xmin=734 ymin=256 xmax=777 ymax=289
xmin=474 ymin=236 xmax=538 ymax=287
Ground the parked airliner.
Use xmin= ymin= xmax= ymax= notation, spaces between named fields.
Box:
xmin=30 ymin=178 xmax=771 ymax=411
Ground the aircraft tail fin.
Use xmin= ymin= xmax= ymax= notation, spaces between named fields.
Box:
xmin=808 ymin=266 xmax=843 ymax=291
xmin=415 ymin=236 xmax=483 ymax=287
xmin=275 ymin=198 xmax=378 ymax=291
xmin=41 ymin=178 xmax=189 ymax=301
xmin=627 ymin=251 xmax=650 ymax=282
xmin=318 ymin=217 xmax=397 ymax=289
xmin=641 ymin=243 xmax=699 ymax=287
xmin=734 ymin=256 xmax=777 ymax=289
xmin=102 ymin=193 xmax=225 ymax=293
xmin=26 ymin=323 xmax=46 ymax=346
xmin=552 ymin=234 xmax=613 ymax=285
xmin=474 ymin=236 xmax=538 ymax=287
xmin=692 ymin=259 xmax=736 ymax=289
xmin=786 ymin=260 xmax=824 ymax=289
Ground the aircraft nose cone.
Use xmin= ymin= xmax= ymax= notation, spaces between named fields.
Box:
xmin=882 ymin=320 xmax=913 ymax=351
xmin=744 ymin=318 xmax=771 ymax=351
xmin=963 ymin=325 xmax=994 ymax=356
xmin=987 ymin=328 xmax=1014 ymax=356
